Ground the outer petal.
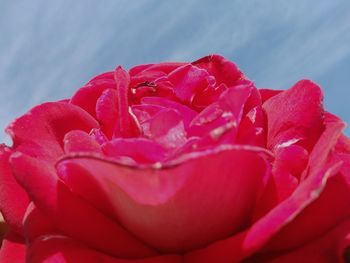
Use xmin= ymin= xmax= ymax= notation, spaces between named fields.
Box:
xmin=246 ymin=220 xmax=350 ymax=263
xmin=58 ymin=145 xmax=269 ymax=253
xmin=305 ymin=112 xmax=346 ymax=178
xmin=22 ymin=202 xmax=58 ymax=243
xmin=250 ymin=116 xmax=350 ymax=253
xmin=263 ymin=80 xmax=324 ymax=151
xmin=6 ymin=102 xmax=99 ymax=163
xmin=0 ymin=145 xmax=29 ymax=235
xmin=258 ymin=170 xmax=350 ymax=254
xmin=185 ymin=161 xmax=342 ymax=262
xmin=28 ymin=236 xmax=182 ymax=263
xmin=0 ymin=232 xmax=26 ymax=263
xmin=10 ymin=153 xmax=157 ymax=259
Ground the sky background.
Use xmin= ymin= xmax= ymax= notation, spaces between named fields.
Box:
xmin=1 ymin=0 xmax=349 ymax=143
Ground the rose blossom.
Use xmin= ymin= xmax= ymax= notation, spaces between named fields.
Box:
xmin=0 ymin=55 xmax=349 ymax=263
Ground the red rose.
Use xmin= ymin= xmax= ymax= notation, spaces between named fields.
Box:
xmin=0 ymin=55 xmax=349 ymax=263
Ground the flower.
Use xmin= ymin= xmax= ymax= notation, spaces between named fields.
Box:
xmin=0 ymin=55 xmax=349 ymax=263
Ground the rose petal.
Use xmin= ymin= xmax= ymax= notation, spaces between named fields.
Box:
xmin=131 ymin=104 xmax=165 ymax=124
xmin=113 ymin=66 xmax=141 ymax=138
xmin=236 ymin=106 xmax=266 ymax=147
xmin=185 ymin=160 xmax=342 ymax=262
xmin=22 ymin=202 xmax=58 ymax=243
xmin=218 ymin=84 xmax=253 ymax=123
xmin=57 ymin=160 xmax=118 ymax=219
xmin=336 ymin=133 xmax=350 ymax=154
xmin=140 ymin=97 xmax=197 ymax=129
xmin=130 ymin=62 xmax=185 ymax=89
xmin=258 ymin=171 xmax=350 ymax=254
xmin=10 ymin=152 xmax=157 ymax=258
xmin=263 ymin=80 xmax=324 ymax=151
xmin=6 ymin=102 xmax=99 ymax=162
xmin=304 ymin=111 xmax=346 ymax=179
xmin=168 ymin=64 xmax=214 ymax=104
xmin=259 ymin=89 xmax=283 ymax=103
xmin=192 ymin=54 xmax=244 ymax=86
xmin=58 ymin=145 xmax=268 ymax=253
xmin=89 ymin=128 xmax=109 ymax=145
xmin=0 ymin=232 xmax=26 ymax=263
xmin=95 ymin=88 xmax=119 ymax=137
xmin=246 ymin=220 xmax=350 ymax=263
xmin=102 ymin=138 xmax=167 ymax=164
xmin=63 ymin=130 xmax=102 ymax=154
xmin=70 ymin=80 xmax=116 ymax=118
xmin=0 ymin=145 xmax=29 ymax=235
xmin=143 ymin=109 xmax=187 ymax=149
xmin=192 ymin=83 xmax=227 ymax=109
xmin=28 ymin=236 xmax=182 ymax=263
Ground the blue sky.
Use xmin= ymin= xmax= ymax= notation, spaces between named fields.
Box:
xmin=1 ymin=0 xmax=349 ymax=143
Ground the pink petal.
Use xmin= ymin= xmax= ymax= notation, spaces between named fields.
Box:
xmin=258 ymin=171 xmax=350 ymax=254
xmin=6 ymin=102 xmax=99 ymax=163
xmin=168 ymin=64 xmax=214 ymax=104
xmin=192 ymin=83 xmax=227 ymax=109
xmin=303 ymin=112 xmax=345 ymax=180
xmin=10 ymin=152 xmax=157 ymax=258
xmin=58 ymin=145 xmax=268 ymax=253
xmin=188 ymin=102 xmax=227 ymax=137
xmin=113 ymin=66 xmax=141 ymax=138
xmin=336 ymin=133 xmax=350 ymax=154
xmin=140 ymin=97 xmax=197 ymax=129
xmin=22 ymin=202 xmax=58 ymax=243
xmin=185 ymin=160 xmax=343 ymax=262
xmin=28 ymin=236 xmax=182 ymax=263
xmin=246 ymin=220 xmax=350 ymax=263
xmin=236 ymin=106 xmax=266 ymax=147
xmin=0 ymin=145 xmax=29 ymax=235
xmin=142 ymin=109 xmax=187 ymax=149
xmin=63 ymin=130 xmax=102 ymax=154
xmin=192 ymin=54 xmax=244 ymax=87
xmin=70 ymin=80 xmax=116 ymax=118
xmin=188 ymin=85 xmax=252 ymax=141
xmin=57 ymin=160 xmax=120 ymax=219
xmin=254 ymin=145 xmax=309 ymax=218
xmin=263 ymin=80 xmax=324 ymax=151
xmin=259 ymin=89 xmax=283 ymax=103
xmin=218 ymin=84 xmax=253 ymax=123
xmin=89 ymin=128 xmax=109 ymax=145
xmin=129 ymin=62 xmax=186 ymax=89
xmin=131 ymin=104 xmax=165 ymax=124
xmin=0 ymin=232 xmax=26 ymax=263
xmin=102 ymin=138 xmax=167 ymax=164
xmin=95 ymin=88 xmax=119 ymax=137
